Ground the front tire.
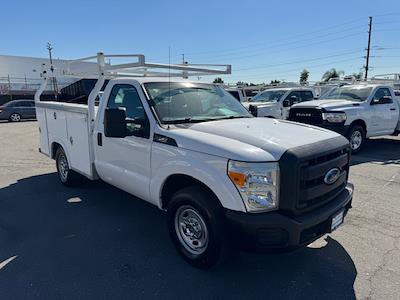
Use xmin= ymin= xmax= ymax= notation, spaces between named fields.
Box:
xmin=9 ymin=113 xmax=21 ymax=122
xmin=55 ymin=147 xmax=82 ymax=186
xmin=167 ymin=186 xmax=230 ymax=269
xmin=347 ymin=125 xmax=365 ymax=154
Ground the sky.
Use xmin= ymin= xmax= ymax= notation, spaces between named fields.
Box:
xmin=1 ymin=0 xmax=400 ymax=84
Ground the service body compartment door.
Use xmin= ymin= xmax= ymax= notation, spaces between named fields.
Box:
xmin=46 ymin=109 xmax=68 ymax=140
xmin=66 ymin=112 xmax=92 ymax=177
xmin=36 ymin=107 xmax=50 ymax=155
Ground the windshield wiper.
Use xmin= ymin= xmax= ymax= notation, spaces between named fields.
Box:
xmin=212 ymin=115 xmax=250 ymax=120
xmin=162 ymin=115 xmax=250 ymax=124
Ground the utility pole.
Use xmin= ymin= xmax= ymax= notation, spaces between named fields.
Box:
xmin=364 ymin=16 xmax=372 ymax=81
xmin=46 ymin=42 xmax=58 ymax=99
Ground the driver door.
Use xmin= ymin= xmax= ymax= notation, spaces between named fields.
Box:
xmin=282 ymin=91 xmax=300 ymax=119
xmin=94 ymin=83 xmax=152 ymax=201
xmin=370 ymin=88 xmax=398 ymax=135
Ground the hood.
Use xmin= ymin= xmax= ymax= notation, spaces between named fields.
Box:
xmin=163 ymin=118 xmax=342 ymax=161
xmin=292 ymin=99 xmax=360 ymax=110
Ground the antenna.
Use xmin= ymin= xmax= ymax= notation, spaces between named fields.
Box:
xmin=168 ymin=46 xmax=171 ymax=129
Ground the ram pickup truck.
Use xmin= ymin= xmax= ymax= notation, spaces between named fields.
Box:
xmin=35 ymin=54 xmax=353 ymax=269
xmin=242 ymin=87 xmax=315 ymax=119
xmin=289 ymin=84 xmax=400 ymax=153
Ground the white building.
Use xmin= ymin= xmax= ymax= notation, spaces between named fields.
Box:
xmin=0 ymin=55 xmax=97 ymax=94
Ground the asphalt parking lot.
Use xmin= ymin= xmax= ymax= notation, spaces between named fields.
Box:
xmin=0 ymin=121 xmax=399 ymax=299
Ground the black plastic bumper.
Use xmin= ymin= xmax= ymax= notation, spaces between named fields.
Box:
xmin=319 ymin=123 xmax=350 ymax=137
xmin=225 ymin=183 xmax=353 ymax=252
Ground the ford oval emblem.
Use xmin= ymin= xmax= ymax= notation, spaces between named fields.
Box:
xmin=324 ymin=168 xmax=341 ymax=185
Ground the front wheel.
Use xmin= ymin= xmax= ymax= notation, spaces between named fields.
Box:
xmin=347 ymin=125 xmax=365 ymax=154
xmin=167 ymin=186 xmax=231 ymax=269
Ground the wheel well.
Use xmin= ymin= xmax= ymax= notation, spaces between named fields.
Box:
xmin=160 ymin=174 xmax=220 ymax=210
xmin=350 ymin=119 xmax=367 ymax=133
xmin=51 ymin=142 xmax=62 ymax=159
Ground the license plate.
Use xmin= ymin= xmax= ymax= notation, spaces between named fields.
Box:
xmin=331 ymin=209 xmax=344 ymax=231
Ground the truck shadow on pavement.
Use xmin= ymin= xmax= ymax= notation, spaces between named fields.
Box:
xmin=0 ymin=173 xmax=356 ymax=299
xmin=351 ymin=137 xmax=400 ymax=166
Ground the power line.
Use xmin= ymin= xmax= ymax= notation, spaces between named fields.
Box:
xmin=182 ymin=27 xmax=367 ymax=61
xmin=235 ymin=49 xmax=363 ymax=71
xmin=232 ymin=56 xmax=363 ymax=81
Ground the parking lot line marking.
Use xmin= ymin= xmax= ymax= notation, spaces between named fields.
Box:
xmin=0 ymin=255 xmax=18 ymax=270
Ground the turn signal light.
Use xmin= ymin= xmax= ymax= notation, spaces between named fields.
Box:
xmin=228 ymin=171 xmax=246 ymax=187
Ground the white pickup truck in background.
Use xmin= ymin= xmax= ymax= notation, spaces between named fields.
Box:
xmin=35 ymin=53 xmax=353 ymax=269
xmin=289 ymin=84 xmax=400 ymax=153
xmin=224 ymin=85 xmax=262 ymax=102
xmin=241 ymin=87 xmax=316 ymax=119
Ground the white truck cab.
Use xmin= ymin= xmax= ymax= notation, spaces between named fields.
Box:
xmin=35 ymin=53 xmax=353 ymax=269
xmin=225 ymin=86 xmax=261 ymax=102
xmin=242 ymin=87 xmax=315 ymax=119
xmin=289 ymin=84 xmax=400 ymax=153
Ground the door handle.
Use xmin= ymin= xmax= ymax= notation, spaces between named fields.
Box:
xmin=97 ymin=133 xmax=103 ymax=146
xmin=390 ymin=108 xmax=396 ymax=111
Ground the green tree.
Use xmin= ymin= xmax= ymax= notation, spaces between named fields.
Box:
xmin=236 ymin=81 xmax=248 ymax=86
xmin=300 ymin=69 xmax=310 ymax=84
xmin=322 ymin=68 xmax=344 ymax=82
xmin=270 ymin=79 xmax=281 ymax=85
xmin=352 ymin=72 xmax=363 ymax=80
xmin=213 ymin=77 xmax=224 ymax=84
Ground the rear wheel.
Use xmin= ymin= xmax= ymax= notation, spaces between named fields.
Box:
xmin=55 ymin=147 xmax=82 ymax=186
xmin=166 ymin=186 xmax=231 ymax=269
xmin=347 ymin=125 xmax=365 ymax=154
xmin=9 ymin=113 xmax=21 ymax=122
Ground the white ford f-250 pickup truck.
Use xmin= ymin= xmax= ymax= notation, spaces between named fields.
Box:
xmin=35 ymin=53 xmax=353 ymax=269
xmin=242 ymin=87 xmax=316 ymax=119
xmin=289 ymin=84 xmax=400 ymax=153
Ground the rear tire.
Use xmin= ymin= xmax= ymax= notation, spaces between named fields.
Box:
xmin=9 ymin=113 xmax=21 ymax=122
xmin=347 ymin=125 xmax=365 ymax=154
xmin=55 ymin=147 xmax=82 ymax=186
xmin=166 ymin=186 xmax=231 ymax=269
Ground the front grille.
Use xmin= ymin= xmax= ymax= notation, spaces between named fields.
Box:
xmin=289 ymin=107 xmax=323 ymax=125
xmin=248 ymin=104 xmax=258 ymax=116
xmin=297 ymin=148 xmax=349 ymax=212
xmin=279 ymin=137 xmax=350 ymax=216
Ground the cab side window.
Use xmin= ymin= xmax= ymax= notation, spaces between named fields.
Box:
xmin=285 ymin=91 xmax=301 ymax=105
xmin=107 ymin=84 xmax=150 ymax=138
xmin=300 ymin=91 xmax=314 ymax=101
xmin=373 ymin=88 xmax=392 ymax=104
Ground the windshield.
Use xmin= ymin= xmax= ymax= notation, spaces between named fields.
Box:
xmin=250 ymin=90 xmax=286 ymax=103
xmin=321 ymin=86 xmax=373 ymax=102
xmin=144 ymin=82 xmax=251 ymax=124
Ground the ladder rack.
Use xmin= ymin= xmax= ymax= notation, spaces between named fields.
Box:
xmin=55 ymin=53 xmax=231 ymax=79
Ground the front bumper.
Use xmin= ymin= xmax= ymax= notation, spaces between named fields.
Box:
xmin=319 ymin=122 xmax=350 ymax=137
xmin=225 ymin=183 xmax=353 ymax=252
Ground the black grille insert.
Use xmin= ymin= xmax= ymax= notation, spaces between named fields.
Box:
xmin=297 ymin=148 xmax=350 ymax=212
xmin=289 ymin=107 xmax=323 ymax=125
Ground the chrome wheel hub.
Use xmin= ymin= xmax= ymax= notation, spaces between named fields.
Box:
xmin=58 ymin=153 xmax=69 ymax=182
xmin=350 ymin=130 xmax=362 ymax=150
xmin=174 ymin=206 xmax=209 ymax=255
xmin=10 ymin=114 xmax=20 ymax=122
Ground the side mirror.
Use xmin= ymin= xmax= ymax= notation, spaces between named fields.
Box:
xmin=282 ymin=99 xmax=290 ymax=107
xmin=380 ymin=95 xmax=392 ymax=104
xmin=371 ymin=98 xmax=380 ymax=105
xmin=104 ymin=108 xmax=127 ymax=138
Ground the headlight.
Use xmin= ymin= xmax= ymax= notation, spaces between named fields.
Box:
xmin=322 ymin=112 xmax=347 ymax=123
xmin=228 ymin=161 xmax=279 ymax=212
